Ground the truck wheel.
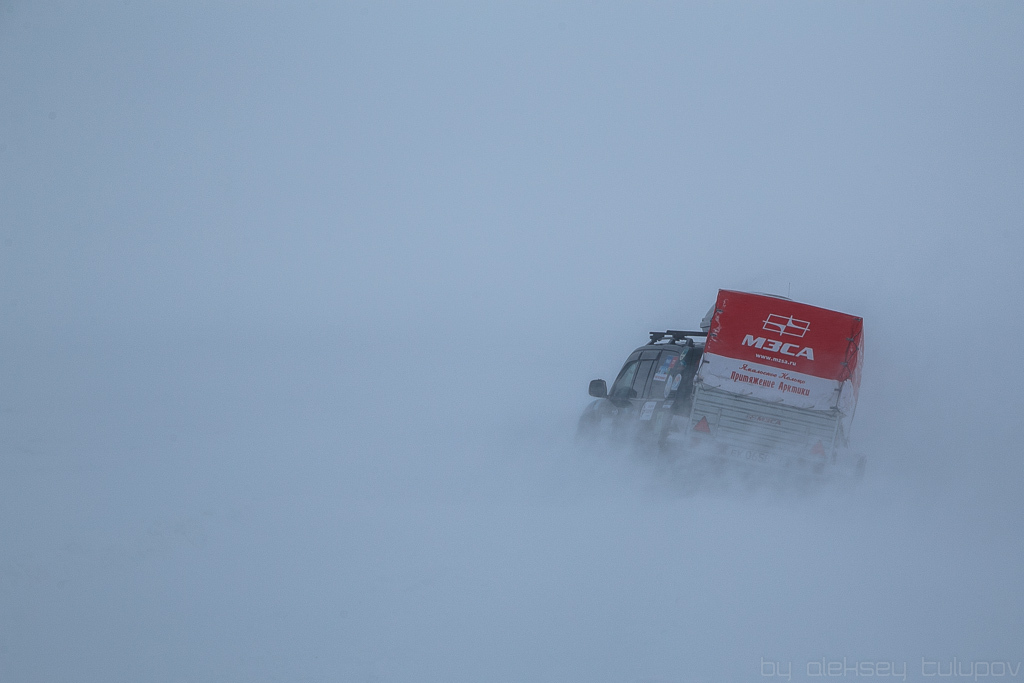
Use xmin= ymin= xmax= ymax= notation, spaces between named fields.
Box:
xmin=855 ymin=455 xmax=866 ymax=480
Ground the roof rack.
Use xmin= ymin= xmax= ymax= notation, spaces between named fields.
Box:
xmin=648 ymin=330 xmax=708 ymax=345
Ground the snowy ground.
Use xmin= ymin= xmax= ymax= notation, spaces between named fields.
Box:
xmin=2 ymin=324 xmax=1021 ymax=683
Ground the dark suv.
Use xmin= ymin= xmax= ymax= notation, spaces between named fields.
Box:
xmin=577 ymin=331 xmax=705 ymax=450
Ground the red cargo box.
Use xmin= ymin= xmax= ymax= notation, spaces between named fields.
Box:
xmin=699 ymin=291 xmax=864 ymax=413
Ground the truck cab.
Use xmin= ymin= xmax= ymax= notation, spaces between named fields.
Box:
xmin=577 ymin=331 xmax=705 ymax=449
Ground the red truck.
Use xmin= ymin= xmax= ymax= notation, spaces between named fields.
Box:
xmin=579 ymin=290 xmax=865 ymax=476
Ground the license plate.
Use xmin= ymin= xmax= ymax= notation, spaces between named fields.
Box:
xmin=728 ymin=447 xmax=771 ymax=464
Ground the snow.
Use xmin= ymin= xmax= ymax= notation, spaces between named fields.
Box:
xmin=2 ymin=3 xmax=1023 ymax=681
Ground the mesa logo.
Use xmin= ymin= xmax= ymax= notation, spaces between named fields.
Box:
xmin=762 ymin=314 xmax=810 ymax=338
xmin=741 ymin=335 xmax=815 ymax=360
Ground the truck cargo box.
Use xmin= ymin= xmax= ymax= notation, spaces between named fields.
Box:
xmin=689 ymin=291 xmax=864 ymax=460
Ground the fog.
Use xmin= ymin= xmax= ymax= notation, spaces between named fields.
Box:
xmin=2 ymin=3 xmax=1023 ymax=681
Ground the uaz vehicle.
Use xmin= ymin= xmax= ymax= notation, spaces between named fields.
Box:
xmin=578 ymin=290 xmax=865 ymax=476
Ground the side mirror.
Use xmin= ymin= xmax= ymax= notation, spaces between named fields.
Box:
xmin=588 ymin=379 xmax=608 ymax=398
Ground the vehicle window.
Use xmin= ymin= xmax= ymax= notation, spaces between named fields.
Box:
xmin=669 ymin=347 xmax=703 ymax=401
xmin=640 ymin=350 xmax=660 ymax=360
xmin=610 ymin=361 xmax=640 ymax=399
xmin=631 ymin=359 xmax=655 ymax=397
xmin=649 ymin=351 xmax=681 ymax=398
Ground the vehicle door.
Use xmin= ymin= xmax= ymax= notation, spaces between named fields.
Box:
xmin=630 ymin=350 xmax=688 ymax=450
xmin=653 ymin=346 xmax=704 ymax=450
xmin=634 ymin=349 xmax=681 ymax=434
